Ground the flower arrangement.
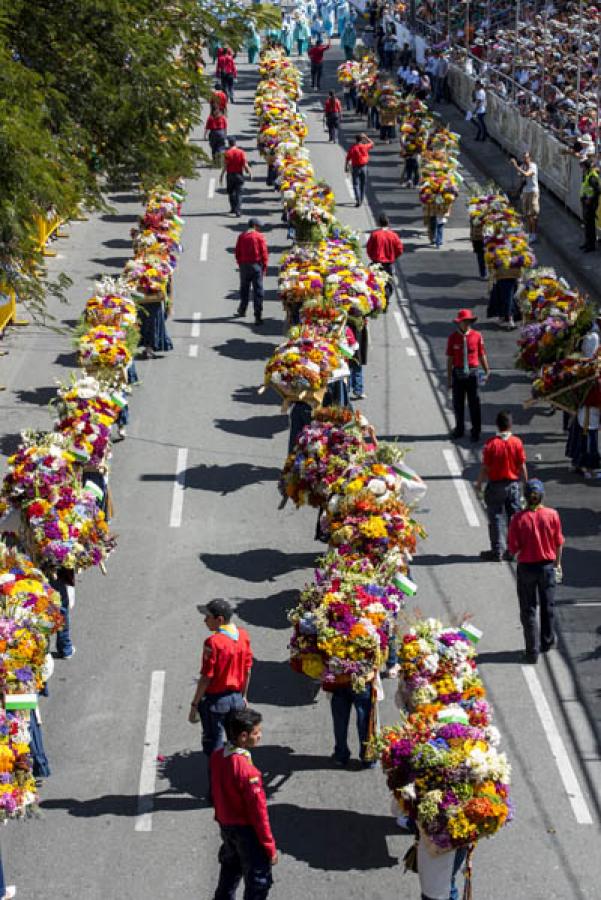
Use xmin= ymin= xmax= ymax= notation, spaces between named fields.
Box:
xmin=1 ymin=437 xmax=77 ymax=508
xmin=337 ymin=61 xmax=359 ymax=85
xmin=0 ymin=709 xmax=38 ymax=820
xmin=516 ymin=268 xmax=585 ymax=323
xmin=289 ymin=575 xmax=406 ymax=691
xmin=531 ymin=356 xmax=600 ymax=410
xmin=325 ymin=265 xmax=388 ymax=321
xmin=78 ymin=325 xmax=132 ymax=371
xmin=483 ymin=230 xmax=535 ymax=274
xmin=324 ymin=493 xmax=426 ymax=564
xmin=419 ymin=153 xmax=461 ymax=214
xmin=264 ymin=330 xmax=345 ymax=403
xmin=85 ymin=278 xmax=137 ymax=329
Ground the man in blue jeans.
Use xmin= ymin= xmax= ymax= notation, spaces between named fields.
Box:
xmin=234 ymin=219 xmax=268 ymax=325
xmin=328 ymin=676 xmax=375 ymax=768
xmin=345 ymin=133 xmax=373 ymax=207
xmin=50 ymin=567 xmax=76 ymax=659
xmin=475 ymin=410 xmax=528 ymax=561
xmin=189 ymin=599 xmax=254 ymax=794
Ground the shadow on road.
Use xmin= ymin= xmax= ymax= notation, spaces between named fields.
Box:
xmin=200 ymin=548 xmax=315 ymax=582
xmin=214 ymin=414 xmax=288 ymax=439
xmin=235 ymin=588 xmax=298 ymax=630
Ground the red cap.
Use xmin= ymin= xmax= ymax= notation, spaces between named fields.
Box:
xmin=454 ymin=309 xmax=478 ymax=324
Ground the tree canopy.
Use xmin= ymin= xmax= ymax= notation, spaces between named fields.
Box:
xmin=0 ymin=0 xmax=279 ymax=315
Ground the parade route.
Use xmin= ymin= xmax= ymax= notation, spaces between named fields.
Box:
xmin=0 ymin=46 xmax=600 ymax=900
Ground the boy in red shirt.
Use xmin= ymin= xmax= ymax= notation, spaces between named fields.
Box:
xmin=189 ymin=599 xmax=253 ymax=762
xmin=475 ymin=410 xmax=528 ymax=561
xmin=211 ymin=708 xmax=277 ymax=899
xmin=345 ymin=133 xmax=374 ymax=207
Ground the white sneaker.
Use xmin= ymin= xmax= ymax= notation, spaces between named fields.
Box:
xmin=3 ymin=886 xmax=16 ymax=899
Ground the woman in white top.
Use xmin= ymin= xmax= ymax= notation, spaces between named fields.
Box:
xmin=473 ymin=81 xmax=488 ymax=141
xmin=511 ymin=151 xmax=539 ymax=241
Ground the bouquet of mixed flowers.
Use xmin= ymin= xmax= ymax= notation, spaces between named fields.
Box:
xmin=289 ymin=575 xmax=404 ymax=691
xmin=516 ymin=268 xmax=585 ymax=323
xmin=419 ymin=154 xmax=461 ymax=214
xmin=516 ymin=317 xmax=573 ymax=372
xmin=123 ymin=255 xmax=172 ymax=298
xmin=85 ymin=278 xmax=138 ymax=329
xmin=337 ymin=60 xmax=359 ymax=84
xmin=483 ymin=230 xmax=535 ymax=274
xmin=22 ymin=484 xmax=116 ymax=570
xmin=78 ymin=325 xmax=132 ymax=371
xmin=0 ymin=709 xmax=38 ymax=819
xmin=531 ymin=356 xmax=601 ymax=410
xmin=278 ymin=248 xmax=324 ymax=307
xmin=325 ymin=265 xmax=388 ymax=321
xmin=324 ymin=493 xmax=426 ymax=563
xmin=1 ymin=436 xmax=77 ymax=508
xmin=375 ymin=712 xmax=512 ymax=850
xmin=279 ymin=409 xmax=369 ymax=506
xmin=264 ymin=330 xmax=345 ymax=403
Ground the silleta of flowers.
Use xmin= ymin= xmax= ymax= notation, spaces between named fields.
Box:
xmin=374 ymin=618 xmax=512 ymax=853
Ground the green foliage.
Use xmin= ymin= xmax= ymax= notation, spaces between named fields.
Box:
xmin=0 ymin=0 xmax=274 ymax=315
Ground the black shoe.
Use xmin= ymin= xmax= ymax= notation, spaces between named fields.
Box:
xmin=480 ymin=550 xmax=502 ymax=562
xmin=254 ymin=315 xmax=263 ymax=325
xmin=451 ymin=428 xmax=464 ymax=439
xmin=522 ymin=651 xmax=539 ymax=664
xmin=470 ymin=433 xmax=481 ymax=443
xmin=541 ymin=637 xmax=556 ymax=652
xmin=355 ymin=201 xmax=361 ymax=207
xmin=502 ymin=550 xmax=515 ymax=562
xmin=234 ymin=309 xmax=245 ymax=318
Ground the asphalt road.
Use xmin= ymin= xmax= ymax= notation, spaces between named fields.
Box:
xmin=0 ymin=46 xmax=599 ymax=899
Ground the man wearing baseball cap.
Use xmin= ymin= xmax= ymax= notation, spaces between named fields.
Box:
xmin=234 ymin=219 xmax=269 ymax=324
xmin=446 ymin=309 xmax=490 ymax=442
xmin=189 ymin=599 xmax=254 ymax=785
xmin=507 ymin=480 xmax=564 ymax=664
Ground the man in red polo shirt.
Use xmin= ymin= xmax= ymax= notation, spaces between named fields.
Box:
xmin=446 ymin=309 xmax=490 ymax=442
xmin=218 ymin=48 xmax=238 ymax=102
xmin=345 ymin=133 xmax=374 ymax=207
xmin=211 ymin=708 xmax=277 ymax=898
xmin=211 ymin=81 xmax=228 ymax=113
xmin=308 ymin=38 xmax=331 ymax=90
xmin=189 ymin=599 xmax=253 ymax=762
xmin=324 ymin=90 xmax=342 ymax=142
xmin=366 ymin=213 xmax=404 ymax=301
xmin=475 ymin=410 xmax=528 ymax=561
xmin=234 ymin=219 xmax=269 ymax=324
xmin=508 ymin=480 xmax=564 ymax=663
xmin=220 ymin=137 xmax=252 ymax=217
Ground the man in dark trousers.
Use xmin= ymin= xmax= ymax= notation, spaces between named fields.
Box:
xmin=211 ymin=708 xmax=277 ymax=900
xmin=446 ymin=309 xmax=490 ymax=442
xmin=234 ymin=219 xmax=269 ymax=324
xmin=308 ymin=37 xmax=331 ymax=90
xmin=220 ymin=137 xmax=252 ymax=216
xmin=366 ymin=213 xmax=404 ymax=301
xmin=189 ymin=599 xmax=253 ymax=769
xmin=345 ymin=133 xmax=374 ymax=207
xmin=474 ymin=410 xmax=528 ymax=561
xmin=579 ymin=156 xmax=600 ymax=252
xmin=508 ymin=480 xmax=564 ymax=664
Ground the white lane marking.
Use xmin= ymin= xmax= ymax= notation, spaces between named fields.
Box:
xmin=135 ymin=670 xmax=166 ymax=832
xmin=522 ymin=666 xmax=593 ymax=825
xmin=169 ymin=448 xmax=188 ymax=528
xmin=189 ymin=345 xmax=199 ymax=358
xmin=199 ymin=233 xmax=209 ymax=262
xmin=442 ymin=448 xmax=480 ymax=528
xmin=191 ymin=311 xmax=202 ymax=338
xmin=393 ymin=310 xmax=409 ymax=340
xmin=406 ymin=346 xmax=417 ymax=357
xmin=208 ymin=178 xmax=216 ymax=199
xmin=345 ymin=176 xmax=355 ymax=201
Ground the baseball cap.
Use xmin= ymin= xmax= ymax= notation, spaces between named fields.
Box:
xmin=524 ymin=478 xmax=544 ymax=498
xmin=248 ymin=217 xmax=262 ymax=228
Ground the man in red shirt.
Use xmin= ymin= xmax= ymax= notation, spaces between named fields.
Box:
xmin=507 ymin=480 xmax=564 ymax=663
xmin=308 ymin=38 xmax=330 ymax=90
xmin=475 ymin=410 xmax=528 ymax=561
xmin=211 ymin=81 xmax=228 ymax=113
xmin=366 ymin=213 xmax=404 ymax=301
xmin=211 ymin=708 xmax=277 ymax=898
xmin=189 ymin=599 xmax=253 ymax=762
xmin=446 ymin=309 xmax=490 ymax=442
xmin=234 ymin=219 xmax=269 ymax=325
xmin=345 ymin=133 xmax=374 ymax=207
xmin=324 ymin=90 xmax=342 ymax=142
xmin=218 ymin=48 xmax=238 ymax=102
xmin=220 ymin=137 xmax=252 ymax=217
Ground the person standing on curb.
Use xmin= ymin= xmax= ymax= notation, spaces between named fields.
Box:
xmin=210 ymin=708 xmax=277 ymax=900
xmin=579 ymin=155 xmax=600 ymax=252
xmin=234 ymin=219 xmax=268 ymax=325
xmin=189 ymin=599 xmax=253 ymax=784
xmin=508 ymin=480 xmax=564 ymax=664
xmin=324 ymin=90 xmax=343 ymax=143
xmin=511 ymin=152 xmax=539 ymax=243
xmin=220 ymin=138 xmax=252 ymax=217
xmin=475 ymin=410 xmax=528 ymax=561
xmin=446 ymin=309 xmax=490 ymax=442
xmin=366 ymin=213 xmax=404 ymax=302
xmin=308 ymin=37 xmax=331 ymax=90
xmin=472 ymin=80 xmax=488 ymax=142
xmin=345 ymin=133 xmax=374 ymax=207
